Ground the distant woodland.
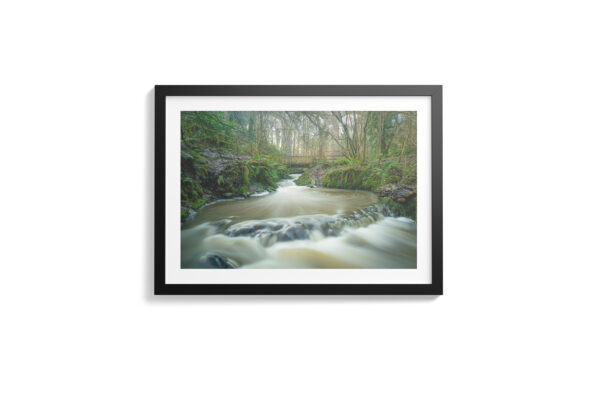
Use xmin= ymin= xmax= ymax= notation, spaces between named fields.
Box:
xmin=182 ymin=111 xmax=416 ymax=161
xmin=181 ymin=111 xmax=417 ymax=221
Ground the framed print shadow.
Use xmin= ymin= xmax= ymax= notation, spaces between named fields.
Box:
xmin=154 ymin=85 xmax=442 ymax=295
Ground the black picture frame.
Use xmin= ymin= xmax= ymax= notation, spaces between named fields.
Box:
xmin=155 ymin=85 xmax=442 ymax=295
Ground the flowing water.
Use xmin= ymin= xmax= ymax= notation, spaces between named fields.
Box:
xmin=181 ymin=174 xmax=417 ymax=269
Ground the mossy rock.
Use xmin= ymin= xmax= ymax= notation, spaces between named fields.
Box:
xmin=295 ymin=173 xmax=312 ymax=186
xmin=321 ymin=160 xmax=407 ymax=192
xmin=191 ymin=197 xmax=206 ymax=209
xmin=380 ymin=196 xmax=417 ymax=221
xmin=322 ymin=166 xmax=381 ymax=191
xmin=181 ymin=208 xmax=190 ymax=222
xmin=181 ymin=150 xmax=291 ymax=214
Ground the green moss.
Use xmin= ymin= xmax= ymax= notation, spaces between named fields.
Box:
xmin=181 ymin=172 xmax=205 ymax=211
xmin=243 ymin=157 xmax=289 ymax=189
xmin=191 ymin=197 xmax=206 ymax=209
xmin=321 ymin=159 xmax=408 ymax=192
xmin=295 ymin=173 xmax=312 ymax=186
xmin=238 ymin=164 xmax=251 ymax=194
xmin=182 ymin=150 xmax=291 ymax=209
xmin=181 ymin=208 xmax=189 ymax=221
xmin=322 ymin=166 xmax=380 ymax=191
xmin=380 ymin=196 xmax=417 ymax=221
xmin=207 ymin=157 xmax=290 ymax=198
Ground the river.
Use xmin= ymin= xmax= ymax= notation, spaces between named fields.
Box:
xmin=181 ymin=174 xmax=417 ymax=269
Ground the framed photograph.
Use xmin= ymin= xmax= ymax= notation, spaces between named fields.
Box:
xmin=155 ymin=86 xmax=442 ymax=295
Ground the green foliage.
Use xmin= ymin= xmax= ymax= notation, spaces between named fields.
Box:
xmin=238 ymin=164 xmax=251 ymax=194
xmin=401 ymin=162 xmax=417 ymax=185
xmin=181 ymin=111 xmax=290 ymax=156
xmin=321 ymin=157 xmax=356 ymax=168
xmin=191 ymin=197 xmax=207 ymax=209
xmin=295 ymin=173 xmax=312 ymax=186
xmin=322 ymin=165 xmax=384 ymax=191
xmin=320 ymin=157 xmax=413 ymax=191
xmin=181 ymin=111 xmax=240 ymax=151
xmin=238 ymin=156 xmax=289 ymax=191
xmin=270 ymin=169 xmax=278 ymax=181
xmin=384 ymin=162 xmax=402 ymax=175
xmin=181 ymin=174 xmax=204 ymax=201
xmin=181 ymin=167 xmax=206 ymax=221
xmin=181 ymin=148 xmax=207 ymax=163
xmin=181 ymin=208 xmax=189 ymax=221
xmin=179 ymin=110 xmax=416 ymax=219
xmin=380 ymin=196 xmax=417 ymax=221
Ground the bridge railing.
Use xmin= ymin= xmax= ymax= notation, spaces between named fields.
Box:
xmin=283 ymin=153 xmax=343 ymax=166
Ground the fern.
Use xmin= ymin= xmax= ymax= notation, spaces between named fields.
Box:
xmin=384 ymin=162 xmax=402 ymax=174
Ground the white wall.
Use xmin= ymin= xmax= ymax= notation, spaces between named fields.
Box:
xmin=1 ymin=1 xmax=599 ymax=399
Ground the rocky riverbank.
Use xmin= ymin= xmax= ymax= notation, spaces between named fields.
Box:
xmin=181 ymin=147 xmax=289 ymax=222
xmin=296 ymin=160 xmax=417 ymax=220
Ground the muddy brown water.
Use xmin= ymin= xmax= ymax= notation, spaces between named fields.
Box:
xmin=181 ymin=175 xmax=417 ymax=269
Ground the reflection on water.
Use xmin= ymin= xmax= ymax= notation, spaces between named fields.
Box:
xmin=181 ymin=174 xmax=417 ymax=269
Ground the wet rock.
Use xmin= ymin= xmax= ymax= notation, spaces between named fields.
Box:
xmin=272 ymin=224 xmax=309 ymax=242
xmin=223 ymin=208 xmax=385 ymax=246
xmin=324 ymin=221 xmax=343 ymax=236
xmin=251 ymin=222 xmax=268 ymax=230
xmin=269 ymin=223 xmax=284 ymax=231
xmin=212 ymin=219 xmax=232 ymax=231
xmin=375 ymin=184 xmax=416 ymax=203
xmin=293 ymin=225 xmax=308 ymax=239
xmin=277 ymin=227 xmax=297 ymax=242
xmin=230 ymin=226 xmax=255 ymax=236
xmin=202 ymin=149 xmax=251 ymax=175
xmin=203 ymin=254 xmax=238 ymax=269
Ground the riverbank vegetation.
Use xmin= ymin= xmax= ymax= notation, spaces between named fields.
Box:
xmin=181 ymin=111 xmax=417 ymax=221
xmin=297 ymin=156 xmax=417 ymax=220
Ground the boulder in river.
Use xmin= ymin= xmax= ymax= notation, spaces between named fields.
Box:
xmin=202 ymin=254 xmax=239 ymax=269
